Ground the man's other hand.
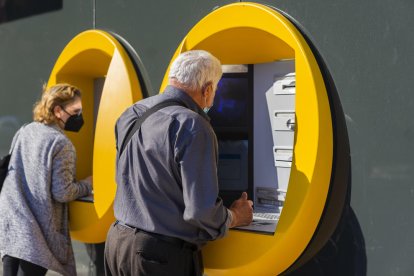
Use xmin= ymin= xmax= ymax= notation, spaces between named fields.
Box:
xmin=229 ymin=192 xmax=253 ymax=227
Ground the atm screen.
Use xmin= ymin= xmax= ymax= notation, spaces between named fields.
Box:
xmin=211 ymin=70 xmax=253 ymax=207
xmin=209 ymin=74 xmax=249 ymax=133
xmin=217 ymin=140 xmax=249 ymax=191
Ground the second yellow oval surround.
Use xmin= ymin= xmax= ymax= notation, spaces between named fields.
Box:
xmin=48 ymin=30 xmax=143 ymax=243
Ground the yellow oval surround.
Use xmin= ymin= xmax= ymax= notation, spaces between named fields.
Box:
xmin=161 ymin=3 xmax=333 ymax=275
xmin=48 ymin=30 xmax=143 ymax=243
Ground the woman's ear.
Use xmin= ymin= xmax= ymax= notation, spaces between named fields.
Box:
xmin=53 ymin=105 xmax=62 ymax=119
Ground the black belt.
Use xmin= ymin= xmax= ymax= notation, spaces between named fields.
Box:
xmin=115 ymin=221 xmax=198 ymax=251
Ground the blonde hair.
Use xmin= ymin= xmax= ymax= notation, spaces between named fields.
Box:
xmin=33 ymin=83 xmax=81 ymax=124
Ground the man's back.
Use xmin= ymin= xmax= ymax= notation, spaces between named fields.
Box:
xmin=114 ymin=86 xmax=229 ymax=248
xmin=105 ymin=50 xmax=252 ymax=276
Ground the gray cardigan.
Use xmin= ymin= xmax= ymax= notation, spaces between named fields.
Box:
xmin=0 ymin=122 xmax=91 ymax=275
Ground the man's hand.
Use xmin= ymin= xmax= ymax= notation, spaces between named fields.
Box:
xmin=229 ymin=192 xmax=253 ymax=228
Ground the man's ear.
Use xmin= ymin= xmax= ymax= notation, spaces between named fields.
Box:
xmin=202 ymin=81 xmax=213 ymax=97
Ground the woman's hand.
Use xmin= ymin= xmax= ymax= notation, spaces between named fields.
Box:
xmin=83 ymin=176 xmax=93 ymax=194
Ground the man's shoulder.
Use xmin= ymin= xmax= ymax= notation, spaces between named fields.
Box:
xmin=117 ymin=95 xmax=162 ymax=123
xmin=172 ymin=109 xmax=213 ymax=135
xmin=128 ymin=95 xmax=162 ymax=114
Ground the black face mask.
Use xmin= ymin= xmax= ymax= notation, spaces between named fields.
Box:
xmin=61 ymin=107 xmax=84 ymax=132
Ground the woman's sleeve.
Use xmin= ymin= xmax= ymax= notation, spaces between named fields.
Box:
xmin=51 ymin=140 xmax=91 ymax=203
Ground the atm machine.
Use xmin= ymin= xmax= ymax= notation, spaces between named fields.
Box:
xmin=209 ymin=61 xmax=296 ymax=235
xmin=160 ymin=2 xmax=349 ymax=275
xmin=47 ymin=30 xmax=145 ymax=243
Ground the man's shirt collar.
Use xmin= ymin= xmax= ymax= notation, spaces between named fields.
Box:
xmin=163 ymin=85 xmax=210 ymax=121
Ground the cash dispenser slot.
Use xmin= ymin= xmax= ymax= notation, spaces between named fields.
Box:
xmin=274 ymin=146 xmax=293 ymax=168
xmin=273 ymin=74 xmax=296 ymax=95
xmin=273 ymin=111 xmax=296 ymax=131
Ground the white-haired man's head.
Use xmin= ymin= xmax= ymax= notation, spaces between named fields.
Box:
xmin=168 ymin=50 xmax=222 ymax=90
xmin=169 ymin=50 xmax=222 ymax=91
xmin=168 ymin=50 xmax=222 ymax=112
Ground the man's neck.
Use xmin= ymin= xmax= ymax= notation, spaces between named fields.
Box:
xmin=169 ymin=79 xmax=204 ymax=109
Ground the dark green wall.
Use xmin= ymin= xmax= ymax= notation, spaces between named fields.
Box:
xmin=0 ymin=1 xmax=94 ymax=154
xmin=1 ymin=1 xmax=414 ymax=275
xmin=95 ymin=0 xmax=234 ymax=94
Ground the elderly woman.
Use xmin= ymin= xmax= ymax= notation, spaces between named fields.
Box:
xmin=0 ymin=83 xmax=92 ymax=276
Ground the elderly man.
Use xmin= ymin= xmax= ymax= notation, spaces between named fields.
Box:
xmin=104 ymin=50 xmax=253 ymax=276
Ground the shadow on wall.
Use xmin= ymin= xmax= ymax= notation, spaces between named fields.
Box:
xmin=288 ymin=203 xmax=367 ymax=276
xmin=0 ymin=0 xmax=62 ymax=24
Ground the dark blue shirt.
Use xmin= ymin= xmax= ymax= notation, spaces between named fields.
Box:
xmin=114 ymin=85 xmax=231 ymax=247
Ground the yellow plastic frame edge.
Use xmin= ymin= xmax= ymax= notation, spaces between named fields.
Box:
xmin=160 ymin=3 xmax=333 ymax=275
xmin=48 ymin=30 xmax=143 ymax=243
